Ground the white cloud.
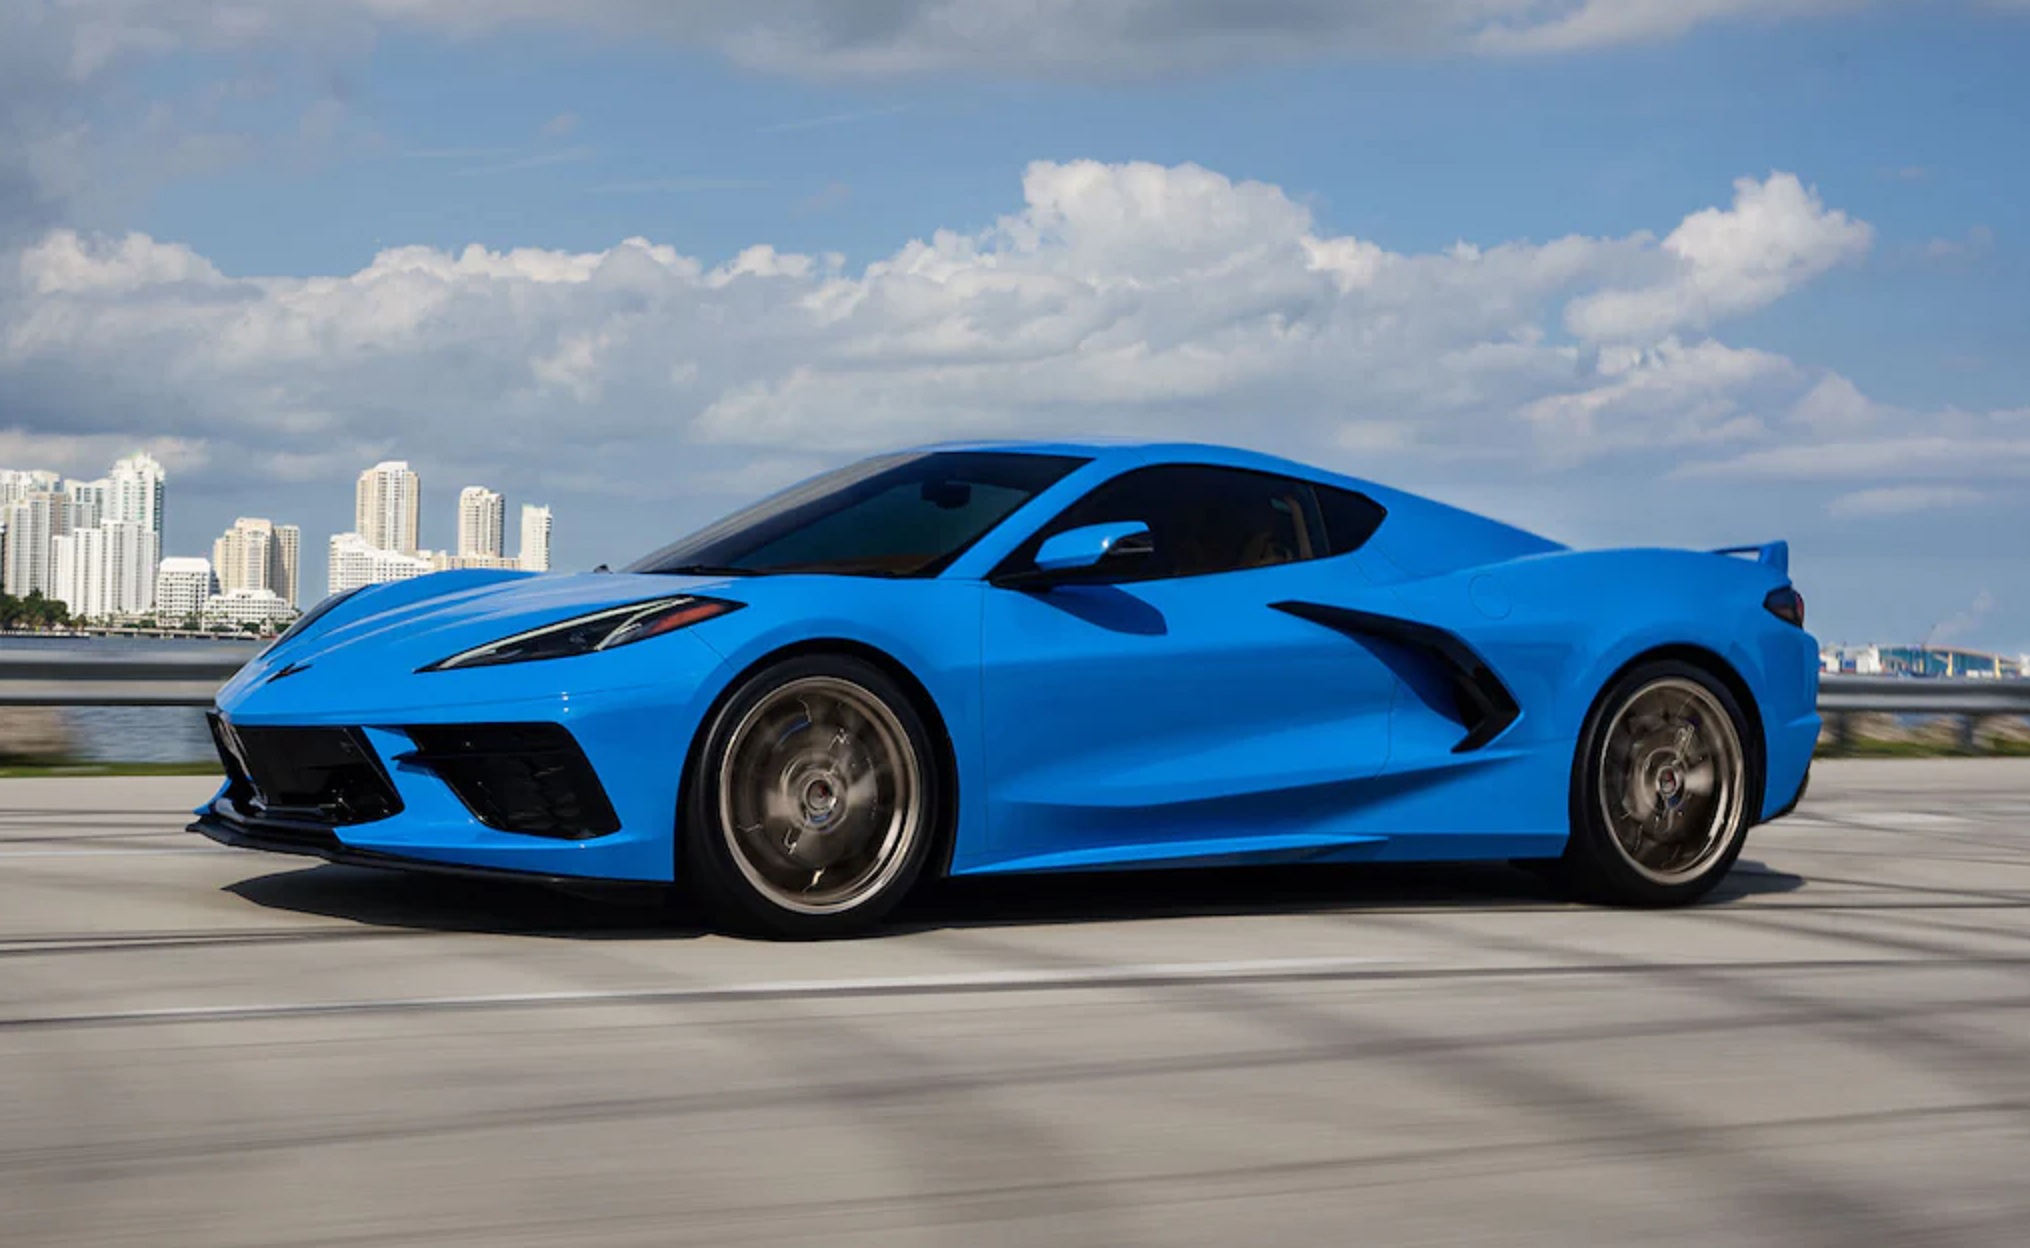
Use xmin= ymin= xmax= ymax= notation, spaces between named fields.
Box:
xmin=1826 ymin=485 xmax=1989 ymax=517
xmin=1930 ymin=589 xmax=1997 ymax=645
xmin=0 ymin=152 xmax=2022 ymax=641
xmin=1 ymin=161 xmax=1896 ymax=498
xmin=384 ymin=0 xmax=1869 ymax=75
xmin=1917 ymin=224 xmax=1996 ymax=263
xmin=2 ymin=1 xmax=1897 ymax=93
xmin=1471 ymin=0 xmax=1863 ymax=55
xmin=1564 ymin=174 xmax=1872 ymax=342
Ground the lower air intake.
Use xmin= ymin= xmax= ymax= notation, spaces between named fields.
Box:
xmin=400 ymin=723 xmax=621 ymax=840
xmin=207 ymin=715 xmax=404 ymax=826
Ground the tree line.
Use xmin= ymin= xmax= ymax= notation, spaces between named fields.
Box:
xmin=0 ymin=590 xmax=73 ymax=631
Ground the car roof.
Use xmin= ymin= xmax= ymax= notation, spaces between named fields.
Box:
xmin=903 ymin=438 xmax=1361 ymax=487
xmin=904 ymin=438 xmax=1566 ymax=563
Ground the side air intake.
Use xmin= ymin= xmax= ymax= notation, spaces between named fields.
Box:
xmin=1271 ymin=602 xmax=1521 ymax=753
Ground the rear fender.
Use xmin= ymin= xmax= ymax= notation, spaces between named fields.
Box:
xmin=1385 ymin=547 xmax=1804 ymax=750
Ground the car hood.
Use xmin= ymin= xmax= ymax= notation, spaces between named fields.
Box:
xmin=222 ymin=570 xmax=739 ymax=706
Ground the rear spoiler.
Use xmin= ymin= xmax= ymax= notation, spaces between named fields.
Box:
xmin=1712 ymin=540 xmax=1789 ymax=576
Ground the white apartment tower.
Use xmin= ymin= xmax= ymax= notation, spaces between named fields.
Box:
xmin=328 ymin=531 xmax=431 ymax=594
xmin=108 ymin=452 xmax=166 ymax=534
xmin=213 ymin=517 xmax=273 ymax=595
xmin=356 ymin=461 xmax=420 ymax=555
xmin=518 ymin=504 xmax=552 ymax=573
xmin=50 ymin=520 xmax=147 ymax=620
xmin=2 ymin=491 xmax=71 ymax=597
xmin=154 ymin=557 xmax=217 ymax=621
xmin=64 ymin=478 xmax=109 ymax=529
xmin=0 ymin=469 xmax=59 ymax=507
xmin=457 ymin=486 xmax=506 ymax=559
xmin=5 ymin=453 xmax=163 ymax=615
xmin=209 ymin=516 xmax=297 ymax=606
xmin=272 ymin=524 xmax=301 ymax=609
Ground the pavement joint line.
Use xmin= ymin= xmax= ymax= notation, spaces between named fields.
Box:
xmin=0 ymin=846 xmax=231 ymax=859
xmin=0 ymin=956 xmax=1403 ymax=1029
xmin=10 ymin=953 xmax=2030 ymax=1032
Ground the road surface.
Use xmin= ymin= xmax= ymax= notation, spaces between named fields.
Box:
xmin=3 ymin=761 xmax=2028 ymax=1246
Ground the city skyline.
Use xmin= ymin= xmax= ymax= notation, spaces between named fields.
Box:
xmin=0 ymin=449 xmax=556 ymax=621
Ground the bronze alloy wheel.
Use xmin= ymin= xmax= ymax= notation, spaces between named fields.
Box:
xmin=715 ymin=674 xmax=926 ymax=917
xmin=1595 ymin=675 xmax=1748 ymax=886
xmin=1551 ymin=659 xmax=1761 ymax=906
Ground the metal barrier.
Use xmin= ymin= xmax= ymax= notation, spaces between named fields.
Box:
xmin=0 ymin=645 xmax=258 ymax=707
xmin=5 ymin=647 xmax=2028 ymax=716
xmin=1816 ymin=675 xmax=2030 ymax=715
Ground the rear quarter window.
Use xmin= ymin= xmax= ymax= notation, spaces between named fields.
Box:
xmin=1315 ymin=486 xmax=1387 ymax=554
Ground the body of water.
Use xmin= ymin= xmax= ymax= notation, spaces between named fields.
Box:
xmin=3 ymin=635 xmax=252 ymax=764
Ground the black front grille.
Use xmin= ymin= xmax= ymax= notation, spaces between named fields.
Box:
xmin=207 ymin=715 xmax=403 ymax=826
xmin=400 ymin=723 xmax=620 ymax=840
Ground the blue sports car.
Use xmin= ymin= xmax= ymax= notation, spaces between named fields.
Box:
xmin=194 ymin=442 xmax=1819 ymax=937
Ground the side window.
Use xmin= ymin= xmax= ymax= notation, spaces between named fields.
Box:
xmin=1314 ymin=485 xmax=1387 ymax=554
xmin=998 ymin=465 xmax=1329 ymax=583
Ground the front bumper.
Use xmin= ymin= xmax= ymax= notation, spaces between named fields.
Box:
xmin=197 ymin=633 xmax=729 ymax=882
xmin=189 ymin=799 xmax=664 ymax=899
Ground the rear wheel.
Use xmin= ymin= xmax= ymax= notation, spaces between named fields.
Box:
xmin=681 ymin=654 xmax=939 ymax=938
xmin=1560 ymin=660 xmax=1757 ymax=906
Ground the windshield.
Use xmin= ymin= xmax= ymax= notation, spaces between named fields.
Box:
xmin=626 ymin=451 xmax=1090 ymax=578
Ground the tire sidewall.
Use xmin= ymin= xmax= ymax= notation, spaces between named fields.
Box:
xmin=1566 ymin=659 xmax=1761 ymax=906
xmin=680 ymin=653 xmax=942 ymax=938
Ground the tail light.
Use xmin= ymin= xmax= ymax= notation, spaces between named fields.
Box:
xmin=1764 ymin=585 xmax=1805 ymax=627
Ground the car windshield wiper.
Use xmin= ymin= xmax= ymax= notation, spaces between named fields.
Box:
xmin=647 ymin=563 xmax=764 ymax=577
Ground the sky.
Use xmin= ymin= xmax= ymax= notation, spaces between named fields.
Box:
xmin=0 ymin=0 xmax=2026 ymax=654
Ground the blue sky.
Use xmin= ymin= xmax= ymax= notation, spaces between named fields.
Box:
xmin=2 ymin=1 xmax=2026 ymax=653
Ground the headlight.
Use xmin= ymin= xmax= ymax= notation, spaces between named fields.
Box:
xmin=420 ymin=595 xmax=742 ymax=672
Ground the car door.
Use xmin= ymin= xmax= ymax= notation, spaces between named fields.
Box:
xmin=975 ymin=464 xmax=1404 ymax=871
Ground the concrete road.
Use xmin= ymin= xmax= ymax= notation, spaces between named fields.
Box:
xmin=3 ymin=761 xmax=2028 ymax=1247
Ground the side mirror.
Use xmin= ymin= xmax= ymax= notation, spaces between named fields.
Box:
xmin=996 ymin=522 xmax=1154 ymax=589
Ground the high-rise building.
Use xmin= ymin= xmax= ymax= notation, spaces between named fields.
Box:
xmin=64 ymin=478 xmax=108 ymax=529
xmin=328 ymin=531 xmax=431 ymax=594
xmin=154 ymin=557 xmax=217 ymax=621
xmin=6 ymin=453 xmax=163 ymax=614
xmin=49 ymin=520 xmax=147 ymax=620
xmin=213 ymin=517 xmax=274 ymax=595
xmin=356 ymin=461 xmax=420 ymax=555
xmin=2 ymin=491 xmax=71 ymax=598
xmin=108 ymin=452 xmax=165 ymax=533
xmin=272 ymin=524 xmax=301 ymax=609
xmin=0 ymin=469 xmax=60 ymax=506
xmin=51 ymin=529 xmax=78 ymax=612
xmin=457 ymin=486 xmax=505 ymax=558
xmin=99 ymin=452 xmax=165 ymax=613
xmin=518 ymin=504 xmax=552 ymax=573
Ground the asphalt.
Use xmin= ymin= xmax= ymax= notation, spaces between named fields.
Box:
xmin=3 ymin=761 xmax=2028 ymax=1247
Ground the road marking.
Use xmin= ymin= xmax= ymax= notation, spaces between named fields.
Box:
xmin=11 ymin=952 xmax=2030 ymax=1032
xmin=0 ymin=846 xmax=228 ymax=859
xmin=0 ymin=956 xmax=1403 ymax=1030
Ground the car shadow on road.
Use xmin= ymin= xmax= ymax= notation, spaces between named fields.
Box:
xmin=223 ymin=856 xmax=1806 ymax=940
xmin=225 ymin=865 xmax=689 ymax=939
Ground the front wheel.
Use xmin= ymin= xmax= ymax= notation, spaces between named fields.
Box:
xmin=680 ymin=655 xmax=940 ymax=938
xmin=1560 ymin=660 xmax=1758 ymax=906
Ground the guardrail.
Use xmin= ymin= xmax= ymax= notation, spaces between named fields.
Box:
xmin=0 ymin=645 xmax=258 ymax=707
xmin=1816 ymin=675 xmax=2030 ymax=714
xmin=5 ymin=649 xmax=2029 ymax=717
xmin=1816 ymin=675 xmax=2030 ymax=752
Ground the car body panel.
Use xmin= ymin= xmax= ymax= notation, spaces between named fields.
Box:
xmin=197 ymin=439 xmax=1820 ymax=891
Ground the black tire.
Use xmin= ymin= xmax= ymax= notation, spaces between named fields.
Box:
xmin=1559 ymin=659 xmax=1761 ymax=906
xmin=680 ymin=654 xmax=942 ymax=938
